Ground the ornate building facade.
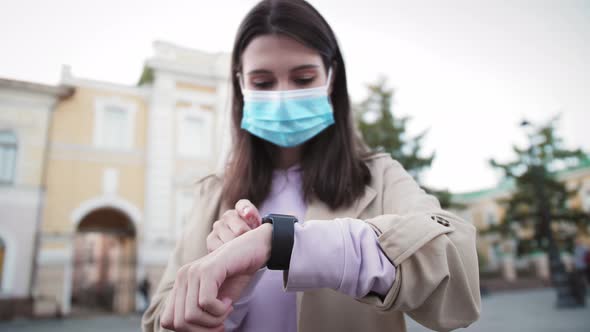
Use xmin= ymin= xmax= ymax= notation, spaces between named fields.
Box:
xmin=0 ymin=78 xmax=72 ymax=318
xmin=452 ymin=160 xmax=590 ymax=280
xmin=1 ymin=41 xmax=231 ymax=317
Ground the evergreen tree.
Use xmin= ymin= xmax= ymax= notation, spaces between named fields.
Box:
xmin=490 ymin=116 xmax=587 ymax=251
xmin=355 ymin=77 xmax=456 ymax=207
xmin=490 ymin=116 xmax=588 ymax=307
xmin=355 ymin=77 xmax=434 ymax=181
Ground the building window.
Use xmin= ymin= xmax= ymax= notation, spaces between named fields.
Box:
xmin=0 ymin=131 xmax=17 ymax=185
xmin=486 ymin=211 xmax=498 ymax=226
xmin=94 ymin=99 xmax=136 ymax=150
xmin=177 ymin=107 xmax=213 ymax=159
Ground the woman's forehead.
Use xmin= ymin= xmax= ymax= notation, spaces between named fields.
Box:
xmin=241 ymin=34 xmax=324 ymax=74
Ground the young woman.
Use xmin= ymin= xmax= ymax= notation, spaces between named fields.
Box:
xmin=142 ymin=1 xmax=480 ymax=331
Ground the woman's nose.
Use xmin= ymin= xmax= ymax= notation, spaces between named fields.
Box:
xmin=276 ymin=79 xmax=292 ymax=91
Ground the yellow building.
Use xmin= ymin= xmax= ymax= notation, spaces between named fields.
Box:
xmin=0 ymin=78 xmax=71 ymax=318
xmin=34 ymin=41 xmax=231 ymax=316
xmin=452 ymin=159 xmax=590 ymax=280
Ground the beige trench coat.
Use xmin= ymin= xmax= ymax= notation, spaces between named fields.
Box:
xmin=142 ymin=153 xmax=481 ymax=332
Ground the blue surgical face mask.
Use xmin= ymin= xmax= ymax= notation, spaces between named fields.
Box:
xmin=240 ymin=69 xmax=334 ymax=148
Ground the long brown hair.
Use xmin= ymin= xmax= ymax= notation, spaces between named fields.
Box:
xmin=223 ymin=0 xmax=372 ymax=210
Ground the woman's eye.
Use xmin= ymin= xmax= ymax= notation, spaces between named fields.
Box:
xmin=293 ymin=77 xmax=315 ymax=86
xmin=252 ymin=81 xmax=274 ymax=89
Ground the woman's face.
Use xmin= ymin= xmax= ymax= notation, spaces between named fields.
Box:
xmin=240 ymin=34 xmax=329 ymax=91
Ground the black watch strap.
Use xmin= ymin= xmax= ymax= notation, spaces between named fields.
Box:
xmin=261 ymin=213 xmax=298 ymax=270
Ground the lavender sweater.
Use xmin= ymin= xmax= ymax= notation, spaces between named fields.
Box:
xmin=224 ymin=165 xmax=396 ymax=331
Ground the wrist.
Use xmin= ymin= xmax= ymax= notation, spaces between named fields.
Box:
xmin=258 ymin=223 xmax=273 ymax=263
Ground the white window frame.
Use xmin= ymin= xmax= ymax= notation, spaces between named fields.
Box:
xmin=176 ymin=106 xmax=213 ymax=159
xmin=0 ymin=130 xmax=18 ymax=185
xmin=93 ymin=97 xmax=137 ymax=150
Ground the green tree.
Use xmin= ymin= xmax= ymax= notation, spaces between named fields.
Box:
xmin=355 ymin=77 xmax=456 ymax=207
xmin=137 ymin=66 xmax=154 ymax=86
xmin=490 ymin=116 xmax=588 ymax=307
xmin=356 ymin=77 xmax=434 ymax=180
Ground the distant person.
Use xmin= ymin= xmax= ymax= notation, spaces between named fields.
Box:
xmin=142 ymin=1 xmax=481 ymax=331
xmin=139 ymin=277 xmax=151 ymax=312
xmin=573 ymin=238 xmax=588 ymax=302
xmin=574 ymin=238 xmax=589 ymax=281
xmin=574 ymin=238 xmax=588 ymax=273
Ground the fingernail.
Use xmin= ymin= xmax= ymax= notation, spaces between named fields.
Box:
xmin=243 ymin=207 xmax=250 ymax=215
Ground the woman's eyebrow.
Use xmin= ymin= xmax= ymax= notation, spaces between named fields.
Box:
xmin=246 ymin=64 xmax=319 ymax=75
xmin=246 ymin=69 xmax=274 ymax=75
xmin=290 ymin=64 xmax=319 ymax=72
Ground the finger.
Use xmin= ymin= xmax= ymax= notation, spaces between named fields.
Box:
xmin=217 ymin=225 xmax=236 ymax=243
xmin=235 ymin=199 xmax=261 ymax=227
xmin=160 ymin=284 xmax=177 ymax=330
xmin=226 ymin=218 xmax=251 ymax=237
xmin=199 ymin=274 xmax=231 ymax=317
xmin=191 ymin=306 xmax=233 ymax=332
xmin=185 ymin=306 xmax=232 ymax=329
xmin=185 ymin=275 xmax=228 ymax=328
xmin=174 ymin=271 xmax=188 ymax=329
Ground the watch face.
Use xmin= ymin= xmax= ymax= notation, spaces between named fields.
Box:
xmin=262 ymin=213 xmax=298 ymax=224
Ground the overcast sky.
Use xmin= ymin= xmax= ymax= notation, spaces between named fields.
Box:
xmin=1 ymin=0 xmax=588 ymax=193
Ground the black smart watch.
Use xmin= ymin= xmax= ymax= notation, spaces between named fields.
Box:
xmin=261 ymin=213 xmax=298 ymax=270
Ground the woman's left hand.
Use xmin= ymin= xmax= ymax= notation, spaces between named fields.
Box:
xmin=160 ymin=223 xmax=273 ymax=331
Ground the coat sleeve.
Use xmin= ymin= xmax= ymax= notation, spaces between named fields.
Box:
xmin=358 ymin=159 xmax=481 ymax=331
xmin=141 ymin=175 xmax=223 ymax=332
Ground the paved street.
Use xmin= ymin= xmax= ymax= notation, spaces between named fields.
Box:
xmin=0 ymin=315 xmax=141 ymax=332
xmin=1 ymin=289 xmax=589 ymax=331
xmin=406 ymin=289 xmax=590 ymax=332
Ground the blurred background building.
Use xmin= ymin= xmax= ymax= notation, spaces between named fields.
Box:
xmin=452 ymin=159 xmax=590 ymax=282
xmin=0 ymin=41 xmax=231 ymax=318
xmin=0 ymin=79 xmax=72 ymax=318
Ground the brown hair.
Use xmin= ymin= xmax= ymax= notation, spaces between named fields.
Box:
xmin=223 ymin=0 xmax=372 ymax=210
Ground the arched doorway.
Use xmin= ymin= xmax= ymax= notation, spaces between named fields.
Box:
xmin=71 ymin=207 xmax=136 ymax=314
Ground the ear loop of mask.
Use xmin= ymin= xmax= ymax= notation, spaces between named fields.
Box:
xmin=324 ymin=68 xmax=333 ymax=91
xmin=237 ymin=68 xmax=333 ymax=93
xmin=237 ymin=72 xmax=245 ymax=92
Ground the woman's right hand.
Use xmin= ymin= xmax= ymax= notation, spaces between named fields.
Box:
xmin=206 ymin=199 xmax=262 ymax=253
xmin=160 ymin=222 xmax=273 ymax=332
